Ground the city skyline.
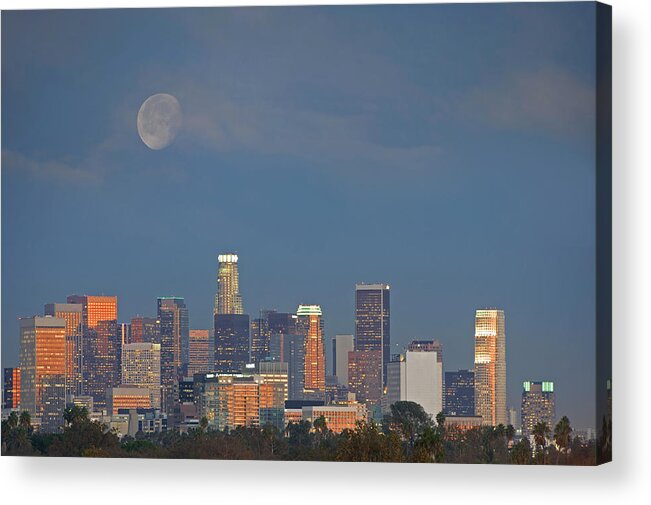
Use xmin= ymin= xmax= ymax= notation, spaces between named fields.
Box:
xmin=2 ymin=4 xmax=599 ymax=431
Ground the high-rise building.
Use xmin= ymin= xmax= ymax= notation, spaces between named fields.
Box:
xmin=19 ymin=316 xmax=66 ymax=429
xmin=250 ymin=310 xmax=276 ymax=364
xmin=348 ymin=350 xmax=383 ymax=406
xmin=386 ymin=346 xmax=443 ymax=419
xmin=66 ymin=295 xmax=119 ymax=406
xmin=214 ymin=253 xmax=243 ymax=315
xmin=444 ymin=369 xmax=475 ymax=417
xmin=269 ymin=333 xmax=305 ymax=400
xmin=121 ymin=342 xmax=161 ymax=409
xmin=355 ymin=283 xmax=390 ymax=385
xmin=267 ymin=312 xmax=297 ymax=335
xmin=257 ymin=361 xmax=289 ymax=408
xmin=474 ymin=309 xmax=507 ymax=426
xmin=44 ymin=303 xmax=83 ymax=398
xmin=157 ymin=297 xmax=189 ymax=410
xmin=130 ymin=316 xmax=160 ymax=344
xmin=297 ymin=305 xmax=325 ymax=399
xmin=3 ymin=367 xmax=20 ymax=409
xmin=332 ymin=334 xmax=354 ymax=386
xmin=157 ymin=297 xmax=189 ymax=383
xmin=188 ymin=329 xmax=212 ymax=376
xmin=214 ymin=314 xmax=250 ymax=373
xmin=119 ymin=322 xmax=131 ymax=346
xmin=521 ymin=381 xmax=556 ymax=438
xmin=407 ymin=340 xmax=443 ymax=363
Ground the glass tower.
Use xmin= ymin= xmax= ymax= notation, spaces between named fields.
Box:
xmin=354 ymin=283 xmax=390 ymax=385
xmin=296 ymin=304 xmax=325 ymax=398
xmin=474 ymin=309 xmax=507 ymax=426
xmin=214 ymin=253 xmax=243 ymax=316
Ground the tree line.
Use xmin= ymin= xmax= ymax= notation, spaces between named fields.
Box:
xmin=2 ymin=401 xmax=608 ymax=464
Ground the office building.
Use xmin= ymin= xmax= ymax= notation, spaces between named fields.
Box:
xmin=251 ymin=310 xmax=279 ymax=364
xmin=130 ymin=316 xmax=160 ymax=344
xmin=348 ymin=350 xmax=383 ymax=406
xmin=44 ymin=303 xmax=83 ymax=398
xmin=257 ymin=361 xmax=289 ymax=408
xmin=107 ymin=386 xmax=153 ymax=415
xmin=66 ymin=295 xmax=119 ymax=407
xmin=355 ymin=283 xmax=390 ymax=385
xmin=474 ymin=309 xmax=507 ymax=426
xmin=188 ymin=329 xmax=212 ymax=376
xmin=214 ymin=253 xmax=243 ymax=315
xmin=385 ymin=344 xmax=443 ymax=419
xmin=332 ymin=334 xmax=354 ymax=386
xmin=444 ymin=369 xmax=475 ymax=417
xmin=157 ymin=297 xmax=189 ymax=407
xmin=269 ymin=332 xmax=305 ymax=400
xmin=121 ymin=342 xmax=161 ymax=409
xmin=19 ymin=316 xmax=66 ymax=427
xmin=214 ymin=313 xmax=250 ymax=373
xmin=301 ymin=405 xmax=366 ymax=433
xmin=521 ymin=381 xmax=556 ymax=438
xmin=3 ymin=367 xmax=21 ymax=409
xmin=296 ymin=305 xmax=325 ymax=399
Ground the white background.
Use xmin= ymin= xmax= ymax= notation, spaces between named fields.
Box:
xmin=0 ymin=0 xmax=649 ymax=503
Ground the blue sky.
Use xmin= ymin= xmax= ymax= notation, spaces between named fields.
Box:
xmin=2 ymin=3 xmax=597 ymax=428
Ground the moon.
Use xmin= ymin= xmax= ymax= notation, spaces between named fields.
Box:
xmin=137 ymin=93 xmax=182 ymax=150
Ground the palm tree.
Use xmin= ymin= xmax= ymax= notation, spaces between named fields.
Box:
xmin=19 ymin=411 xmax=31 ymax=430
xmin=553 ymin=416 xmax=572 ymax=463
xmin=505 ymin=424 xmax=515 ymax=447
xmin=532 ymin=421 xmax=550 ymax=463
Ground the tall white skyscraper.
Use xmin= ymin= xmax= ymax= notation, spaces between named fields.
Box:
xmin=474 ymin=309 xmax=507 ymax=426
xmin=385 ymin=342 xmax=443 ymax=419
xmin=214 ymin=253 xmax=243 ymax=315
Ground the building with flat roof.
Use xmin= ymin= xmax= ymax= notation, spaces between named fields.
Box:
xmin=444 ymin=369 xmax=475 ymax=417
xmin=474 ymin=309 xmax=507 ymax=426
xmin=355 ymin=284 xmax=390 ymax=385
xmin=521 ymin=381 xmax=556 ymax=438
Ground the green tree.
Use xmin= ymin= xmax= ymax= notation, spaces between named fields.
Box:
xmin=532 ymin=421 xmax=551 ymax=463
xmin=510 ymin=437 xmax=532 ymax=464
xmin=383 ymin=401 xmax=433 ymax=457
xmin=337 ymin=421 xmax=404 ymax=462
xmin=553 ymin=416 xmax=572 ymax=463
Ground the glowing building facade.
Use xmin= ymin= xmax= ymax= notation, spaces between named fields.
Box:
xmin=44 ymin=303 xmax=83 ymax=397
xmin=214 ymin=253 xmax=243 ymax=315
xmin=474 ymin=309 xmax=507 ymax=426
xmin=121 ymin=342 xmax=162 ymax=409
xmin=188 ymin=329 xmax=212 ymax=376
xmin=19 ymin=316 xmax=66 ymax=429
xmin=296 ymin=305 xmax=325 ymax=399
xmin=521 ymin=381 xmax=556 ymax=438
xmin=355 ymin=283 xmax=390 ymax=385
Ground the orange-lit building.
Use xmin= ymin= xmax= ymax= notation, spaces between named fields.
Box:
xmin=296 ymin=305 xmax=325 ymax=398
xmin=474 ymin=309 xmax=506 ymax=426
xmin=44 ymin=303 xmax=83 ymax=397
xmin=19 ymin=316 xmax=66 ymax=425
xmin=302 ymin=405 xmax=363 ymax=433
xmin=443 ymin=415 xmax=484 ymax=439
xmin=188 ymin=329 xmax=212 ymax=376
xmin=107 ymin=386 xmax=153 ymax=415
xmin=3 ymin=367 xmax=20 ymax=409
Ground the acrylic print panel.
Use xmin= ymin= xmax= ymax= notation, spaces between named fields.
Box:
xmin=0 ymin=2 xmax=612 ymax=465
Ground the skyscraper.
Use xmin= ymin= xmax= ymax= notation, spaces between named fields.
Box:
xmin=474 ymin=309 xmax=507 ymax=426
xmin=250 ymin=310 xmax=275 ymax=364
xmin=19 ymin=316 xmax=66 ymax=430
xmin=130 ymin=316 xmax=160 ymax=344
xmin=269 ymin=332 xmax=305 ymax=400
xmin=66 ymin=294 xmax=118 ymax=404
xmin=3 ymin=367 xmax=20 ymax=409
xmin=296 ymin=304 xmax=325 ymax=399
xmin=332 ymin=334 xmax=354 ymax=386
xmin=355 ymin=283 xmax=390 ymax=385
xmin=444 ymin=369 xmax=475 ymax=416
xmin=386 ymin=344 xmax=443 ymax=419
xmin=157 ymin=297 xmax=189 ymax=408
xmin=188 ymin=329 xmax=213 ymax=376
xmin=44 ymin=303 xmax=83 ymax=398
xmin=214 ymin=253 xmax=243 ymax=315
xmin=214 ymin=314 xmax=250 ymax=373
xmin=348 ymin=350 xmax=383 ymax=406
xmin=121 ymin=342 xmax=161 ymax=409
xmin=521 ymin=381 xmax=556 ymax=438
